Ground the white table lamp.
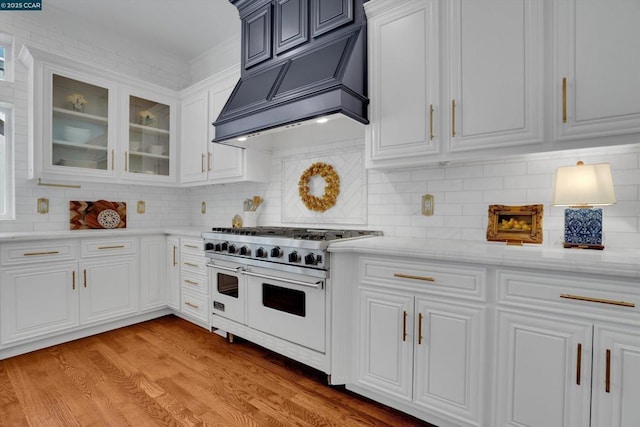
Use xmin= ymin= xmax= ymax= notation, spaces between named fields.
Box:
xmin=552 ymin=161 xmax=616 ymax=249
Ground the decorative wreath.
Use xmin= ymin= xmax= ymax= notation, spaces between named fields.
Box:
xmin=298 ymin=162 xmax=340 ymax=212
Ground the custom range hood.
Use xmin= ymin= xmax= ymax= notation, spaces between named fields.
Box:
xmin=213 ymin=0 xmax=368 ymax=143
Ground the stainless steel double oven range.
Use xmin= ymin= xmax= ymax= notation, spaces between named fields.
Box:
xmin=202 ymin=227 xmax=380 ymax=379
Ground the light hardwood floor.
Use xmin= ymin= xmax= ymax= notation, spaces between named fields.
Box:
xmin=0 ymin=315 xmax=434 ymax=426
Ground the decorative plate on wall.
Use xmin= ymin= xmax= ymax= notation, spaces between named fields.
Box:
xmin=70 ymin=200 xmax=127 ymax=230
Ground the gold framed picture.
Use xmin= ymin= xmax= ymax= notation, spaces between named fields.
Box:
xmin=486 ymin=204 xmax=543 ymax=244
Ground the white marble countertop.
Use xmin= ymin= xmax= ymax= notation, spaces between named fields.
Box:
xmin=0 ymin=227 xmax=207 ymax=243
xmin=329 ymin=236 xmax=640 ymax=279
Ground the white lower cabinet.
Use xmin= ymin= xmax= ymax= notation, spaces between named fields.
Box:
xmin=495 ymin=269 xmax=640 ymax=427
xmin=1 ymin=262 xmax=80 ymax=344
xmin=140 ymin=236 xmax=166 ymax=312
xmin=352 ymin=256 xmax=486 ymax=427
xmin=178 ymin=237 xmax=209 ymax=326
xmin=79 ymin=258 xmax=138 ymax=325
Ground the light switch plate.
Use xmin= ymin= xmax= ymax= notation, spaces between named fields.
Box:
xmin=137 ymin=200 xmax=145 ymax=214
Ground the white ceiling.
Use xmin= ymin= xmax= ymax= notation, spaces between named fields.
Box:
xmin=45 ymin=0 xmax=240 ymax=61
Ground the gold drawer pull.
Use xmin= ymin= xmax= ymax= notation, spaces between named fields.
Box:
xmin=560 ymin=294 xmax=635 ymax=308
xmin=184 ymin=244 xmax=199 ymax=249
xmin=72 ymin=271 xmax=76 ymax=290
xmin=201 ymin=153 xmax=206 ymax=173
xmin=24 ymin=251 xmax=60 ymax=256
xmin=402 ymin=310 xmax=408 ymax=342
xmin=429 ymin=103 xmax=434 ymax=141
xmin=183 ymin=262 xmax=199 ymax=267
xmin=394 ymin=273 xmax=435 ymax=282
xmin=184 ymin=279 xmax=199 ymax=285
xmin=576 ymin=343 xmax=582 ymax=385
xmin=98 ymin=245 xmax=126 ymax=250
xmin=605 ymin=349 xmax=611 ymax=393
xmin=562 ymin=77 xmax=567 ymax=123
xmin=172 ymin=246 xmax=177 ymax=266
xmin=418 ymin=312 xmax=424 ymax=345
xmin=185 ymin=302 xmax=199 ymax=309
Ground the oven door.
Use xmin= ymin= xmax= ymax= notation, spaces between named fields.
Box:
xmin=245 ymin=266 xmax=326 ymax=352
xmin=207 ymin=259 xmax=246 ymax=324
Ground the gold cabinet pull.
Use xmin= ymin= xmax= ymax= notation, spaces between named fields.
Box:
xmin=451 ymin=99 xmax=456 ymax=137
xmin=207 ymin=152 xmax=212 ymax=171
xmin=172 ymin=245 xmax=177 ymax=266
xmin=560 ymin=294 xmax=635 ymax=308
xmin=185 ymin=301 xmax=199 ymax=309
xmin=402 ymin=310 xmax=408 ymax=342
xmin=562 ymin=77 xmax=567 ymax=123
xmin=201 ymin=153 xmax=206 ymax=173
xmin=111 ymin=149 xmax=115 ymax=170
xmin=576 ymin=343 xmax=582 ymax=385
xmin=24 ymin=251 xmax=59 ymax=256
xmin=83 ymin=269 xmax=87 ymax=288
xmin=418 ymin=312 xmax=424 ymax=345
xmin=72 ymin=271 xmax=76 ymax=290
xmin=429 ymin=104 xmax=434 ymax=141
xmin=98 ymin=245 xmax=126 ymax=250
xmin=184 ymin=279 xmax=199 ymax=285
xmin=183 ymin=262 xmax=198 ymax=267
xmin=125 ymin=151 xmax=128 ymax=171
xmin=184 ymin=244 xmax=199 ymax=249
xmin=605 ymin=349 xmax=611 ymax=393
xmin=394 ymin=273 xmax=435 ymax=282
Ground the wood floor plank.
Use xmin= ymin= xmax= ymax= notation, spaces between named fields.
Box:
xmin=0 ymin=315 xmax=435 ymax=427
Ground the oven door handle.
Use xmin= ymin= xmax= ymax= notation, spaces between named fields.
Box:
xmin=206 ymin=262 xmax=243 ymax=273
xmin=243 ymin=270 xmax=324 ymax=290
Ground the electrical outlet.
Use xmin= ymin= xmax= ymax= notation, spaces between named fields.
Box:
xmin=201 ymin=201 xmax=207 ymax=214
xmin=421 ymin=194 xmax=434 ymax=216
xmin=137 ymin=200 xmax=146 ymax=214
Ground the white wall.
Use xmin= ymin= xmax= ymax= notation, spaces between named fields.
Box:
xmin=190 ymin=137 xmax=640 ymax=250
xmin=0 ymin=12 xmax=191 ymax=233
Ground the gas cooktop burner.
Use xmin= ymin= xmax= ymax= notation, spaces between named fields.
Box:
xmin=209 ymin=227 xmax=380 ymax=241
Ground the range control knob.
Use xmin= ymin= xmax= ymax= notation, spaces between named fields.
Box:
xmin=304 ymin=253 xmax=317 ymax=265
xmin=214 ymin=243 xmax=222 ymax=252
xmin=288 ymin=251 xmax=299 ymax=263
xmin=227 ymin=245 xmax=236 ymax=254
xmin=255 ymin=247 xmax=266 ymax=258
xmin=221 ymin=241 xmax=229 ymax=251
xmin=239 ymin=246 xmax=250 ymax=256
xmin=204 ymin=243 xmax=214 ymax=251
xmin=270 ymin=247 xmax=282 ymax=258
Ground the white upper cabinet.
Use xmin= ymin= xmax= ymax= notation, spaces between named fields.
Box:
xmin=122 ymin=90 xmax=176 ymax=183
xmin=554 ymin=0 xmax=640 ymax=142
xmin=365 ymin=0 xmax=440 ymax=168
xmin=179 ymin=68 xmax=270 ymax=185
xmin=365 ymin=0 xmax=543 ymax=168
xmin=447 ymin=0 xmax=543 ymax=152
xmin=20 ymin=46 xmax=178 ymax=185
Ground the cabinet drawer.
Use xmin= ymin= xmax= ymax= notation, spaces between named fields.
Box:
xmin=1 ymin=241 xmax=78 ymax=266
xmin=181 ymin=289 xmax=208 ymax=323
xmin=497 ymin=269 xmax=640 ymax=317
xmin=181 ymin=254 xmax=208 ymax=276
xmin=360 ymin=257 xmax=486 ymax=300
xmin=181 ymin=238 xmax=204 ymax=255
xmin=181 ymin=272 xmax=207 ymax=294
xmin=81 ymin=238 xmax=137 ymax=258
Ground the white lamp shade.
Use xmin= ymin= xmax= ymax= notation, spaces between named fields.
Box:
xmin=552 ymin=162 xmax=616 ymax=206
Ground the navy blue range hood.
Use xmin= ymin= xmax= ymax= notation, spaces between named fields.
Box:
xmin=213 ymin=0 xmax=368 ymax=143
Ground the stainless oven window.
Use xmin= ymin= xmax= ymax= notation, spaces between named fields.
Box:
xmin=217 ymin=273 xmax=239 ymax=298
xmin=262 ymin=283 xmax=306 ymax=317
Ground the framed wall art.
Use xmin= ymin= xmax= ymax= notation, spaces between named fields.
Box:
xmin=486 ymin=204 xmax=543 ymax=245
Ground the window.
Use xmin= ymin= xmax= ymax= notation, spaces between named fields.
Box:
xmin=0 ymin=33 xmax=14 ymax=82
xmin=0 ymin=104 xmax=14 ymax=220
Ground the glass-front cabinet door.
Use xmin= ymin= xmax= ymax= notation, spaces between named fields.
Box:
xmin=49 ymin=71 xmax=114 ymax=176
xmin=124 ymin=93 xmax=175 ymax=182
